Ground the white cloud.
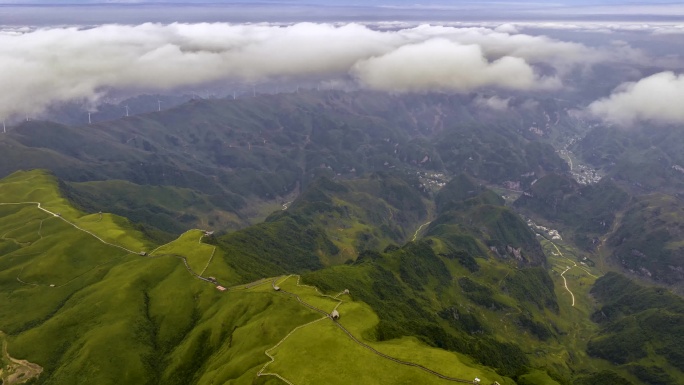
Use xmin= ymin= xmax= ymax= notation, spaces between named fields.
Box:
xmin=473 ymin=95 xmax=511 ymax=111
xmin=495 ymin=23 xmax=519 ymax=34
xmin=0 ymin=22 xmax=600 ymax=118
xmin=588 ymin=71 xmax=684 ymax=126
xmin=397 ymin=24 xmax=597 ymax=70
xmin=353 ymin=39 xmax=560 ymax=92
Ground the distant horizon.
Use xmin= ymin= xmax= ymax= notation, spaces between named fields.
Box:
xmin=1 ymin=0 xmax=681 ymax=3
xmin=2 ymin=1 xmax=684 ymax=26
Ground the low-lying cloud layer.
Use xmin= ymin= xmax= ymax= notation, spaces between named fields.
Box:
xmin=353 ymin=39 xmax=560 ymax=92
xmin=588 ymin=71 xmax=684 ymax=126
xmin=0 ymin=22 xmax=604 ymax=118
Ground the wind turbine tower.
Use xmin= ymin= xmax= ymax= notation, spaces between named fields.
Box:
xmin=157 ymin=100 xmax=162 ymax=111
xmin=3 ymin=121 xmax=6 ymax=134
xmin=88 ymin=112 xmax=92 ymax=124
xmin=125 ymin=105 xmax=129 ymax=117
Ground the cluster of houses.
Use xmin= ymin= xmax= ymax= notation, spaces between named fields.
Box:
xmin=416 ymin=171 xmax=449 ymax=192
xmin=570 ymin=163 xmax=602 ymax=185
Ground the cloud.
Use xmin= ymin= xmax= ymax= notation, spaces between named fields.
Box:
xmin=588 ymin=71 xmax=684 ymax=126
xmin=353 ymin=39 xmax=560 ymax=92
xmin=494 ymin=23 xmax=519 ymax=34
xmin=396 ymin=25 xmax=598 ymax=70
xmin=0 ymin=22 xmax=599 ymax=119
xmin=473 ymin=95 xmax=511 ymax=111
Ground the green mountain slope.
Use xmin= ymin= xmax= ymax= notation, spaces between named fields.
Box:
xmin=1 ymin=91 xmax=569 ymax=236
xmin=573 ymin=125 xmax=684 ymax=196
xmin=0 ymin=170 xmax=511 ymax=385
xmin=514 ymin=174 xmax=630 ymax=250
xmin=587 ymin=273 xmax=684 ymax=385
xmin=4 ymin=165 xmax=683 ymax=384
xmin=301 ymin=179 xmax=606 ymax=384
xmin=429 ymin=173 xmax=545 ymax=266
xmin=607 ymin=194 xmax=684 ymax=287
xmin=283 ymin=172 xmax=428 ymax=261
xmin=2 ymin=84 xmax=683 ymax=384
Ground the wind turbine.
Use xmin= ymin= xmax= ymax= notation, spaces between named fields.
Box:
xmin=2 ymin=121 xmax=6 ymax=134
xmin=124 ymin=105 xmax=129 ymax=117
xmin=88 ymin=112 xmax=92 ymax=125
xmin=157 ymin=100 xmax=162 ymax=111
xmin=233 ymin=91 xmax=236 ymax=100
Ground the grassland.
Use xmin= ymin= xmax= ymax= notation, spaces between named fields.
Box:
xmin=257 ymin=275 xmax=508 ymax=385
xmin=150 ymin=229 xmax=218 ymax=275
xmin=4 ymin=166 xmax=682 ymax=384
xmin=0 ymin=170 xmax=513 ymax=384
xmin=0 ymin=170 xmax=154 ymax=253
xmin=300 ymin=224 xmax=668 ymax=385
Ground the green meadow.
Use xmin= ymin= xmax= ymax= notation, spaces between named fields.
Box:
xmin=259 ymin=275 xmax=506 ymax=385
xmin=0 ymin=170 xmax=505 ymax=385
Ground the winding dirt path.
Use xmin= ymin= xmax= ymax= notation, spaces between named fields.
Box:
xmin=412 ymin=221 xmax=431 ymax=242
xmin=198 ymin=248 xmax=216 ymax=276
xmin=148 ymin=253 xmax=216 ymax=284
xmin=1 ymin=202 xmax=145 ymax=288
xmin=559 ymin=266 xmax=575 ymax=307
xmin=550 ymin=242 xmax=577 ymax=307
xmin=257 ymin=316 xmax=328 ymax=385
xmin=2 ymin=203 xmax=223 ymax=289
xmin=197 ymin=233 xmax=217 ymax=276
xmin=0 ymin=202 xmax=138 ymax=254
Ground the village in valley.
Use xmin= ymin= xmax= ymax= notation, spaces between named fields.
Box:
xmin=416 ymin=171 xmax=449 ymax=192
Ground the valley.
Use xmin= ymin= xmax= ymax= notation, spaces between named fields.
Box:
xmin=1 ymin=89 xmax=684 ymax=385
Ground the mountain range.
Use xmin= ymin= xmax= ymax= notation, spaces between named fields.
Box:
xmin=1 ymin=90 xmax=684 ymax=385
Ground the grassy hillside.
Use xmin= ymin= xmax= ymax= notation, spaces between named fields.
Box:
xmin=260 ymin=275 xmax=509 ymax=385
xmin=298 ymin=175 xmax=613 ymax=384
xmin=4 ymin=164 xmax=683 ymax=384
xmin=428 ymin=174 xmax=546 ymax=266
xmin=587 ymin=273 xmax=684 ymax=385
xmin=284 ymin=173 xmax=429 ymax=262
xmin=0 ymin=170 xmax=516 ymax=385
xmin=302 ymin=234 xmax=607 ymax=384
xmin=607 ymin=194 xmax=684 ymax=287
xmin=63 ymin=180 xmax=247 ymax=233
